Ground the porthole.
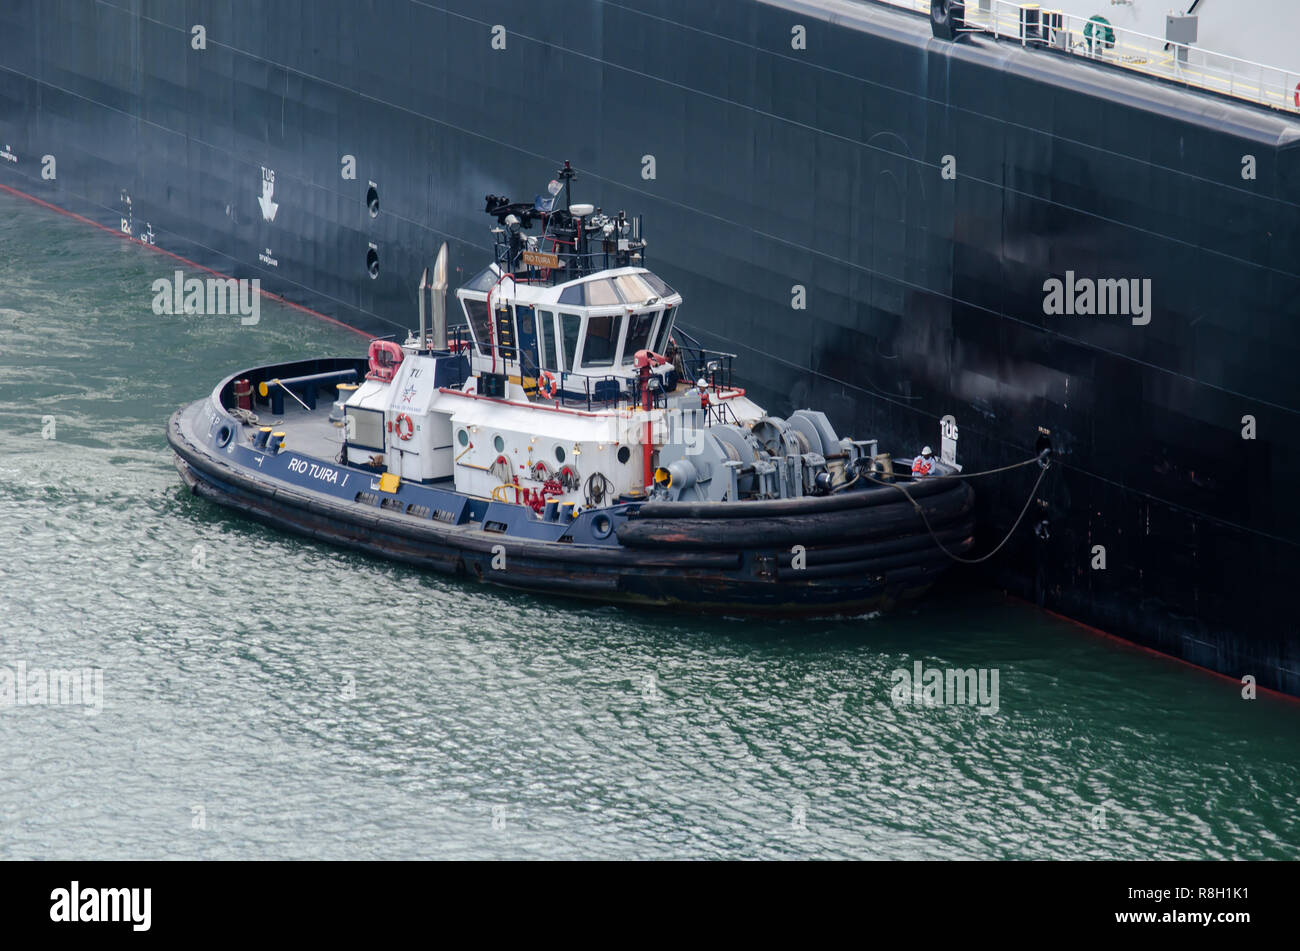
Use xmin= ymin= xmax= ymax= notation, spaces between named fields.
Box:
xmin=457 ymin=429 xmax=469 ymax=447
xmin=554 ymin=445 xmax=565 ymax=464
xmin=617 ymin=446 xmax=631 ymax=465
xmin=366 ymin=247 xmax=379 ymax=279
xmin=366 ymin=184 xmax=379 ymax=218
xmin=493 ymin=434 xmax=505 ymax=452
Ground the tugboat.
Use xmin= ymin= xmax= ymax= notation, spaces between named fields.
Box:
xmin=167 ymin=164 xmax=976 ymax=613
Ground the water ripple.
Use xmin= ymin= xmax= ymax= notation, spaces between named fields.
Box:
xmin=1 ymin=191 xmax=1298 ymax=859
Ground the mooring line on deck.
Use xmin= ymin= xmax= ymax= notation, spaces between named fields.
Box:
xmin=867 ymin=451 xmax=1051 ymax=564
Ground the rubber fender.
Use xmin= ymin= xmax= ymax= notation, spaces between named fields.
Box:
xmin=931 ymin=0 xmax=965 ymax=41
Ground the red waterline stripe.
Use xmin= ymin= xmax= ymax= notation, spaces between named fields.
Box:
xmin=1012 ymin=594 xmax=1300 ymax=705
xmin=0 ymin=182 xmax=372 ymax=340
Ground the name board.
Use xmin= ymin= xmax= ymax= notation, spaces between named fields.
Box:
xmin=521 ymin=250 xmax=560 ymax=269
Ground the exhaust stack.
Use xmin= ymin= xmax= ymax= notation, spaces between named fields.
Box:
xmin=417 ymin=266 xmax=429 ymax=349
xmin=431 ymin=242 xmax=449 ymax=351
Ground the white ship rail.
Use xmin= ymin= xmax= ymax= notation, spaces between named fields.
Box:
xmin=868 ymin=0 xmax=1300 ymax=115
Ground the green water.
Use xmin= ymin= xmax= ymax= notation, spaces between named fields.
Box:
xmin=1 ymin=191 xmax=1297 ymax=860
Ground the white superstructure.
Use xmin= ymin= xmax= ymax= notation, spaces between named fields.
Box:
xmin=340 ymin=262 xmax=764 ymax=511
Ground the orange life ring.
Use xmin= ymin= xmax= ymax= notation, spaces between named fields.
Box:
xmin=394 ymin=412 xmax=415 ymax=441
xmin=538 ymin=370 xmax=558 ymax=400
xmin=1294 ymin=82 xmax=1299 ymax=108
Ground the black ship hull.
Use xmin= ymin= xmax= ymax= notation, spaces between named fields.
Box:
xmin=3 ymin=1 xmax=1297 ymax=691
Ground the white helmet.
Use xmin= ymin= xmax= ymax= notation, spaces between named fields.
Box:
xmin=922 ymin=446 xmax=933 ymax=457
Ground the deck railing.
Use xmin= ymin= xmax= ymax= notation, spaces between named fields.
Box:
xmin=866 ymin=0 xmax=1300 ymax=114
xmin=492 ymin=217 xmax=648 ymax=287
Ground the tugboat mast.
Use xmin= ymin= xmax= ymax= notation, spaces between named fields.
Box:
xmin=558 ymin=159 xmax=576 ymax=215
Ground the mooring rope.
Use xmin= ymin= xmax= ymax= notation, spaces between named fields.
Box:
xmin=864 ymin=450 xmax=1052 ymax=564
xmin=926 ymin=454 xmax=1048 ymax=480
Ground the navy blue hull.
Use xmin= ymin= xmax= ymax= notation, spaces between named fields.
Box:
xmin=3 ymin=1 xmax=1297 ymax=689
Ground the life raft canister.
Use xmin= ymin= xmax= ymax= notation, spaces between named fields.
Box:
xmin=539 ymin=370 xmax=558 ymax=400
xmin=366 ymin=339 xmax=405 ymax=382
xmin=394 ymin=412 xmax=415 ymax=440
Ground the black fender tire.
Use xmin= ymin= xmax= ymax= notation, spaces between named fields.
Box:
xmin=930 ymin=0 xmax=966 ymax=41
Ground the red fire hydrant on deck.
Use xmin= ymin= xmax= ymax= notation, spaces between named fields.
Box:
xmin=634 ymin=350 xmax=670 ymax=493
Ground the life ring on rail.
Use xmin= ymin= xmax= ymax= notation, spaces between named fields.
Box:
xmin=394 ymin=412 xmax=415 ymax=441
xmin=1294 ymin=82 xmax=1299 ymax=108
xmin=538 ymin=370 xmax=558 ymax=401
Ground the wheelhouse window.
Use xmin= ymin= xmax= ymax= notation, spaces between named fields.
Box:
xmin=515 ymin=305 xmax=538 ymax=376
xmin=584 ymin=279 xmax=621 ymax=307
xmin=615 ymin=273 xmax=653 ymax=304
xmin=464 ymin=265 xmax=500 ymax=292
xmin=560 ymin=313 xmax=583 ymax=371
xmin=558 ymin=284 xmax=586 ymax=306
xmin=621 ymin=311 xmax=656 ymax=364
xmin=641 ymin=272 xmax=676 ymax=300
xmin=538 ymin=310 xmax=558 ymax=371
xmin=582 ymin=314 xmax=622 ymax=368
xmin=463 ymin=297 xmax=493 ymax=356
xmin=653 ymin=305 xmax=676 ymax=353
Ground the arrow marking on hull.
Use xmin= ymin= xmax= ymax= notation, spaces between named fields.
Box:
xmin=259 ymin=178 xmax=279 ymax=222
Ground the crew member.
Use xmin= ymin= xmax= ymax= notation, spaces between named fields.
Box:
xmin=912 ymin=445 xmax=939 ymax=477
